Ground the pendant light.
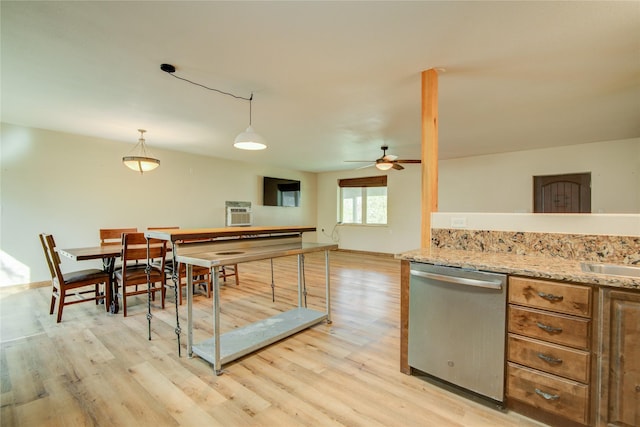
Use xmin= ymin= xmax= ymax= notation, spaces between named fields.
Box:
xmin=122 ymin=129 xmax=160 ymax=174
xmin=160 ymin=63 xmax=267 ymax=150
xmin=234 ymin=94 xmax=266 ymax=150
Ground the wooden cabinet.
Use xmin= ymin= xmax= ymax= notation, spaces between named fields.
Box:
xmin=598 ymin=289 xmax=640 ymax=427
xmin=507 ymin=276 xmax=593 ymax=426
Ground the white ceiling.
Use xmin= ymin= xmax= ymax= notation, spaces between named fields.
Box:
xmin=2 ymin=1 xmax=639 ymax=172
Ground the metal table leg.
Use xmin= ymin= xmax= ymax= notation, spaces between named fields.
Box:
xmin=172 ymin=242 xmax=182 ymax=356
xmin=103 ymin=257 xmax=119 ymax=314
xmin=187 ymin=263 xmax=193 ymax=358
xmin=325 ymin=250 xmax=332 ymax=324
xmin=213 ymin=267 xmax=221 ymax=375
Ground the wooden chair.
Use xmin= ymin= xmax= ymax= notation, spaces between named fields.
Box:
xmin=39 ymin=233 xmax=111 ymax=323
xmin=175 ymin=262 xmax=212 ymax=305
xmin=148 ymin=227 xmax=212 ymax=305
xmin=146 ymin=227 xmax=239 ymax=304
xmin=99 ymin=227 xmax=137 ymax=246
xmin=100 ymin=227 xmax=139 ymax=273
xmin=114 ymin=232 xmax=166 ymax=317
xmin=220 ymin=265 xmax=239 ymax=285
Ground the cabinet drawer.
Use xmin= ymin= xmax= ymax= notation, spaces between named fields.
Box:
xmin=509 ymin=276 xmax=591 ymax=317
xmin=508 ymin=305 xmax=591 ymax=350
xmin=507 ymin=334 xmax=590 ymax=383
xmin=507 ymin=362 xmax=589 ymax=425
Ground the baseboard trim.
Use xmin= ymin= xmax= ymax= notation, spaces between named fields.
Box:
xmin=335 ymin=248 xmax=395 ymax=258
xmin=0 ymin=280 xmax=50 ymax=291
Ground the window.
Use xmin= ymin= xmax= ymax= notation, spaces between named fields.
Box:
xmin=338 ymin=176 xmax=387 ymax=225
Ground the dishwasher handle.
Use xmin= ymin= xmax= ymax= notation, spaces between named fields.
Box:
xmin=410 ymin=269 xmax=503 ymax=290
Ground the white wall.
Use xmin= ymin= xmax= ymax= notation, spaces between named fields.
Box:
xmin=316 ymin=139 xmax=639 ymax=254
xmin=0 ymin=123 xmax=317 ymax=285
xmin=316 ymin=167 xmax=422 ymax=255
xmin=438 ymin=138 xmax=640 ymax=213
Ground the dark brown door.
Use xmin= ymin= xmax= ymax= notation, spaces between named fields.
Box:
xmin=534 ymin=173 xmax=591 ymax=213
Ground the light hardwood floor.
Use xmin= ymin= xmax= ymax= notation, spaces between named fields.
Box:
xmin=1 ymin=251 xmax=545 ymax=426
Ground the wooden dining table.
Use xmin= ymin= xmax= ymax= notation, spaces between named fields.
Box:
xmin=58 ymin=245 xmax=123 ymax=314
xmin=58 ymin=243 xmax=170 ymax=315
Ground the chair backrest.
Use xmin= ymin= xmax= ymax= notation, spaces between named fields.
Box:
xmin=121 ymin=232 xmax=166 ymax=266
xmin=39 ymin=233 xmax=64 ymax=283
xmin=100 ymin=227 xmax=137 ymax=246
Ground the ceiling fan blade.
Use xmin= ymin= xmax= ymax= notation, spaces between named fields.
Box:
xmin=344 ymin=160 xmax=374 ymax=163
xmin=392 ymin=163 xmax=404 ymax=170
xmin=356 ymin=163 xmax=375 ymax=170
xmin=396 ymin=159 xmax=421 ymax=164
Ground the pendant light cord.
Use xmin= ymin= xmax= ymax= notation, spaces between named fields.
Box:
xmin=160 ymin=64 xmax=253 ymax=101
xmin=164 ymin=71 xmax=253 ymax=102
xmin=161 ymin=64 xmax=255 ymax=125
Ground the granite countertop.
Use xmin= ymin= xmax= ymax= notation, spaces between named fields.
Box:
xmin=396 ymin=248 xmax=640 ymax=290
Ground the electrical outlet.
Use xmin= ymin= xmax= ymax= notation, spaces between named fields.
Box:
xmin=451 ymin=217 xmax=467 ymax=228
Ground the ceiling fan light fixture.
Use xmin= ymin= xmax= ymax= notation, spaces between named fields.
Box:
xmin=122 ymin=129 xmax=160 ymax=174
xmin=234 ymin=125 xmax=267 ymax=150
xmin=375 ymin=161 xmax=394 ymax=171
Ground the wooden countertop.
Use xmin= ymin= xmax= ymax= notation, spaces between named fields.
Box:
xmin=396 ymin=248 xmax=640 ymax=290
xmin=145 ymin=225 xmax=316 ymax=243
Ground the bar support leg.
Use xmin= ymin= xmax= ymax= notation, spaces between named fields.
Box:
xmin=325 ymin=250 xmax=332 ymax=324
xmin=172 ymin=242 xmax=182 ymax=356
xmin=186 ymin=263 xmax=193 ymax=357
xmin=213 ymin=266 xmax=221 ymax=375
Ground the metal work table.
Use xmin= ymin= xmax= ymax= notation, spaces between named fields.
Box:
xmin=178 ymin=236 xmax=337 ymax=374
xmin=144 ymin=226 xmax=336 ymax=372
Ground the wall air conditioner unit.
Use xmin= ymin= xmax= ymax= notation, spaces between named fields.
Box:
xmin=226 ymin=207 xmax=252 ymax=227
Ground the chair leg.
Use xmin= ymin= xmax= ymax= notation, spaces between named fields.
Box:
xmin=95 ymin=284 xmax=100 ymax=305
xmin=122 ymin=288 xmax=128 ymax=317
xmin=104 ymin=281 xmax=111 ymax=312
xmin=50 ymin=289 xmax=56 ymax=315
xmin=160 ymin=284 xmax=165 ymax=309
xmin=56 ymin=289 xmax=65 ymax=323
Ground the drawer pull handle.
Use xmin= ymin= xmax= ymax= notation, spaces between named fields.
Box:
xmin=537 ymin=292 xmax=564 ymax=302
xmin=537 ymin=353 xmax=563 ymax=364
xmin=535 ymin=388 xmax=560 ymax=401
xmin=536 ymin=322 xmax=563 ymax=333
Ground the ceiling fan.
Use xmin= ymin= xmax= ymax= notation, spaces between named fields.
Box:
xmin=345 ymin=145 xmax=421 ymax=171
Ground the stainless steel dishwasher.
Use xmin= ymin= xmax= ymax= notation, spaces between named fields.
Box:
xmin=408 ymin=262 xmax=507 ymax=404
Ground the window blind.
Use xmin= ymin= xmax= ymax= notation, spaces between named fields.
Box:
xmin=338 ymin=176 xmax=387 ymax=188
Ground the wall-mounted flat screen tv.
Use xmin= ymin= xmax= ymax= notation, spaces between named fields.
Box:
xmin=263 ymin=176 xmax=301 ymax=207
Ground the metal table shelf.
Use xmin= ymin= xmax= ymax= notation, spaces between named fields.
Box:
xmin=192 ymin=307 xmax=327 ymax=367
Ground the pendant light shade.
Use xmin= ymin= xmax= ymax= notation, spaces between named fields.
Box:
xmin=234 ymin=94 xmax=266 ymax=150
xmin=122 ymin=129 xmax=160 ymax=174
xmin=234 ymin=125 xmax=267 ymax=150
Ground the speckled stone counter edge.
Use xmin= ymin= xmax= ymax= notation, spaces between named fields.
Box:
xmin=397 ymin=229 xmax=640 ymax=290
